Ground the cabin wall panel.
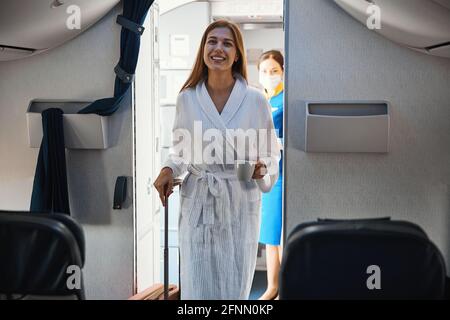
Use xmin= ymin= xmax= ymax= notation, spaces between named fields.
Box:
xmin=0 ymin=4 xmax=134 ymax=299
xmin=285 ymin=0 xmax=450 ymax=272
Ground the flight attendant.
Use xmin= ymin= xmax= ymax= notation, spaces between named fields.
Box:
xmin=257 ymin=50 xmax=284 ymax=300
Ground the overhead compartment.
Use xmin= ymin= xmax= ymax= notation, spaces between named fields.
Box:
xmin=0 ymin=46 xmax=35 ymax=61
xmin=0 ymin=0 xmax=120 ymax=61
xmin=334 ymin=0 xmax=450 ymax=58
xmin=428 ymin=43 xmax=450 ymax=58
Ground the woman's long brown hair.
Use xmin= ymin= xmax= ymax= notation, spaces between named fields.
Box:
xmin=180 ymin=20 xmax=248 ymax=92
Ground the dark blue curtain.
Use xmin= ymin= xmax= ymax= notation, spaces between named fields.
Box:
xmin=30 ymin=109 xmax=70 ymax=214
xmin=78 ymin=0 xmax=154 ymax=115
xmin=30 ymin=0 xmax=154 ymax=214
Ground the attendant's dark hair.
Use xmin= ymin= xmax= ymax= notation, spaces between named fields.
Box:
xmin=257 ymin=50 xmax=284 ymax=71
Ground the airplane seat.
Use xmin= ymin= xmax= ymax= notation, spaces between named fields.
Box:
xmin=0 ymin=211 xmax=85 ymax=300
xmin=279 ymin=217 xmax=448 ymax=300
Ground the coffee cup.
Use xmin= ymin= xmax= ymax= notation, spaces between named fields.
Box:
xmin=236 ymin=160 xmax=256 ymax=181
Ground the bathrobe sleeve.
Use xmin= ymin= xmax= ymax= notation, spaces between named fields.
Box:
xmin=255 ymin=92 xmax=282 ymax=193
xmin=163 ymin=92 xmax=189 ymax=178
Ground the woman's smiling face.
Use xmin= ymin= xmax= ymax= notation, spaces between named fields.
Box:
xmin=203 ymin=27 xmax=238 ymax=73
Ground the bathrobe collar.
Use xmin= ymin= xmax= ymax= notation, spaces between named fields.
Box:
xmin=196 ymin=73 xmax=248 ymax=130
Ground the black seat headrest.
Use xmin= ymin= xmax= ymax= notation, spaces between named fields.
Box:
xmin=280 ymin=218 xmax=447 ymax=300
xmin=0 ymin=211 xmax=85 ymax=298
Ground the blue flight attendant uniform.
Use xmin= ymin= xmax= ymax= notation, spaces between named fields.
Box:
xmin=259 ymin=83 xmax=283 ymax=245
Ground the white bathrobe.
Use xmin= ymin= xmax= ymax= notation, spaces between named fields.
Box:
xmin=164 ymin=74 xmax=281 ymax=300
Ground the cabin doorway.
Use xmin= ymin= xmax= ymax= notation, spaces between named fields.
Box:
xmin=134 ymin=0 xmax=285 ymax=299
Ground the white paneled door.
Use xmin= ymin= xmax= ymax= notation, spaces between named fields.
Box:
xmin=133 ymin=2 xmax=161 ymax=294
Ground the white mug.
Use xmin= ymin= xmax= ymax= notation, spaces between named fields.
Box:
xmin=236 ymin=160 xmax=256 ymax=181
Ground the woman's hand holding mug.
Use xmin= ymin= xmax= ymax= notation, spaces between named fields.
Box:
xmin=252 ymin=160 xmax=267 ymax=180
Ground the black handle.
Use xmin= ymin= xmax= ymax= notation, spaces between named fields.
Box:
xmin=113 ymin=176 xmax=127 ymax=210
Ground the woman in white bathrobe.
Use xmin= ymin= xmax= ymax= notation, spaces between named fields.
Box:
xmin=154 ymin=20 xmax=281 ymax=300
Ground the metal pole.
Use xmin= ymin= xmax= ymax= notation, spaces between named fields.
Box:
xmin=164 ymin=195 xmax=169 ymax=300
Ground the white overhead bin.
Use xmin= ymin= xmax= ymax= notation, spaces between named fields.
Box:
xmin=0 ymin=0 xmax=120 ymax=61
xmin=0 ymin=46 xmax=35 ymax=61
xmin=334 ymin=0 xmax=450 ymax=58
xmin=428 ymin=44 xmax=450 ymax=58
xmin=26 ymin=100 xmax=110 ymax=149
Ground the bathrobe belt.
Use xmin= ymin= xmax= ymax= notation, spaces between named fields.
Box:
xmin=186 ymin=165 xmax=238 ymax=227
